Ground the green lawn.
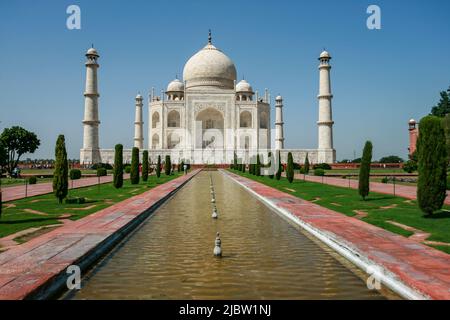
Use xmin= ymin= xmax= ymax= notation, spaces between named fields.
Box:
xmin=1 ymin=177 xmax=54 ymax=187
xmin=230 ymin=170 xmax=450 ymax=253
xmin=0 ymin=173 xmax=180 ymax=239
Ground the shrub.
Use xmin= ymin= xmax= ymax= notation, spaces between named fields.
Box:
xmin=91 ymin=163 xmax=113 ymax=170
xmin=130 ymin=147 xmax=140 ymax=184
xmin=314 ymin=168 xmax=325 ymax=176
xmin=403 ymin=160 xmax=418 ymax=173
xmin=256 ymin=154 xmax=261 ymax=176
xmin=358 ymin=141 xmax=373 ymax=201
xmin=304 ymin=153 xmax=310 ymax=174
xmin=142 ymin=150 xmax=149 ymax=182
xmin=417 ymin=116 xmax=447 ymax=215
xmin=65 ymin=197 xmax=86 ymax=204
xmin=313 ymin=163 xmax=332 ymax=170
xmin=70 ymin=169 xmax=82 ymax=180
xmin=28 ymin=176 xmax=37 ymax=184
xmin=97 ymin=167 xmax=107 ymax=177
xmin=275 ymin=151 xmax=282 ymax=180
xmin=124 ymin=165 xmax=131 ymax=174
xmin=113 ymin=144 xmax=123 ymax=188
xmin=286 ymin=152 xmax=294 ymax=183
xmin=381 ymin=177 xmax=389 ymax=184
xmin=165 ymin=155 xmax=171 ymax=175
xmin=156 ymin=155 xmax=161 ymax=178
xmin=53 ymin=135 xmax=68 ymax=204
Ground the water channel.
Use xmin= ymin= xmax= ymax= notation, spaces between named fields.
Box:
xmin=66 ymin=171 xmax=392 ymax=299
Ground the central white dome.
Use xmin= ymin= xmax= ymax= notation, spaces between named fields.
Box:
xmin=183 ymin=42 xmax=237 ymax=90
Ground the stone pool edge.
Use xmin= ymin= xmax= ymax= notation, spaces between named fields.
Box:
xmin=221 ymin=170 xmax=432 ymax=300
xmin=0 ymin=170 xmax=201 ymax=300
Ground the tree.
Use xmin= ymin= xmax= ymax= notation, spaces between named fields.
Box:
xmin=430 ymin=87 xmax=450 ymax=117
xmin=403 ymin=160 xmax=418 ymax=173
xmin=275 ymin=150 xmax=282 ymax=180
xmin=417 ymin=116 xmax=447 ymax=216
xmin=130 ymin=147 xmax=140 ymax=184
xmin=113 ymin=144 xmax=124 ymax=188
xmin=233 ymin=152 xmax=238 ymax=170
xmin=286 ymin=152 xmax=294 ymax=183
xmin=358 ymin=141 xmax=373 ymax=200
xmin=256 ymin=154 xmax=261 ymax=176
xmin=0 ymin=126 xmax=40 ymax=176
xmin=142 ymin=150 xmax=149 ymax=182
xmin=268 ymin=152 xmax=274 ymax=179
xmin=165 ymin=155 xmax=171 ymax=175
xmin=53 ymin=135 xmax=68 ymax=203
xmin=156 ymin=155 xmax=161 ymax=178
xmin=442 ymin=114 xmax=450 ymax=162
xmin=242 ymin=161 xmax=246 ymax=173
xmin=379 ymin=155 xmax=404 ymax=164
xmin=304 ymin=153 xmax=310 ymax=174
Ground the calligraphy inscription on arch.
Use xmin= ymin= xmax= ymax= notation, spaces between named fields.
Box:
xmin=194 ymin=102 xmax=225 ymax=116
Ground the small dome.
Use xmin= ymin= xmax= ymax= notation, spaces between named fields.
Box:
xmin=86 ymin=47 xmax=99 ymax=56
xmin=319 ymin=50 xmax=330 ymax=59
xmin=409 ymin=118 xmax=416 ymax=124
xmin=135 ymin=93 xmax=143 ymax=100
xmin=275 ymin=95 xmax=283 ymax=101
xmin=167 ymin=79 xmax=184 ymax=92
xmin=183 ymin=43 xmax=237 ymax=90
xmin=236 ymin=80 xmax=253 ymax=93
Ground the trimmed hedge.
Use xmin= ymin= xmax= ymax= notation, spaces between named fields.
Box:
xmin=70 ymin=169 xmax=82 ymax=180
xmin=28 ymin=176 xmax=37 ymax=184
xmin=97 ymin=167 xmax=107 ymax=177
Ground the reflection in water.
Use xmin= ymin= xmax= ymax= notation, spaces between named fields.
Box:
xmin=69 ymin=171 xmax=386 ymax=299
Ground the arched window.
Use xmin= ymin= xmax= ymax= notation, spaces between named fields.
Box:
xmin=240 ymin=111 xmax=252 ymax=128
xmin=152 ymin=112 xmax=160 ymax=129
xmin=167 ymin=110 xmax=181 ymax=128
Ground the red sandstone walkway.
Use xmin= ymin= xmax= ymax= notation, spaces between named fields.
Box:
xmin=0 ymin=170 xmax=200 ymax=300
xmin=295 ymin=174 xmax=450 ymax=205
xmin=1 ymin=174 xmax=130 ymax=202
xmin=224 ymin=170 xmax=450 ymax=300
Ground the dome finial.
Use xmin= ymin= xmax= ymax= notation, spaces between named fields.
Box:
xmin=208 ymin=29 xmax=212 ymax=44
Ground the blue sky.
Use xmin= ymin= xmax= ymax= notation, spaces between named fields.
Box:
xmin=0 ymin=0 xmax=449 ymax=161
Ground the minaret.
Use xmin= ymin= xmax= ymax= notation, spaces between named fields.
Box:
xmin=134 ymin=93 xmax=144 ymax=149
xmin=275 ymin=95 xmax=285 ymax=150
xmin=317 ymin=50 xmax=335 ymax=163
xmin=81 ymin=46 xmax=101 ymax=164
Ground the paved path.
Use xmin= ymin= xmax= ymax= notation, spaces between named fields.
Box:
xmin=224 ymin=170 xmax=450 ymax=300
xmin=296 ymin=174 xmax=450 ymax=205
xmin=0 ymin=170 xmax=200 ymax=300
xmin=1 ymin=174 xmax=130 ymax=202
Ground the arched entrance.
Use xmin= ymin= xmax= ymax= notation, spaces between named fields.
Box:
xmin=195 ymin=108 xmax=224 ymax=150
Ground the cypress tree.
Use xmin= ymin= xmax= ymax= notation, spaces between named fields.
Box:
xmin=156 ymin=155 xmax=161 ymax=178
xmin=113 ymin=144 xmax=123 ymax=188
xmin=256 ymin=154 xmax=261 ymax=176
xmin=417 ymin=116 xmax=448 ymax=215
xmin=165 ymin=155 xmax=171 ymax=175
xmin=53 ymin=135 xmax=68 ymax=203
xmin=142 ymin=150 xmax=149 ymax=182
xmin=275 ymin=150 xmax=282 ymax=180
xmin=268 ymin=152 xmax=274 ymax=179
xmin=358 ymin=141 xmax=373 ymax=200
xmin=130 ymin=147 xmax=140 ymax=184
xmin=242 ymin=162 xmax=246 ymax=173
xmin=304 ymin=153 xmax=310 ymax=174
xmin=286 ymin=152 xmax=294 ymax=183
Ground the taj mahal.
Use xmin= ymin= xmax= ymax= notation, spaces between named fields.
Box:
xmin=80 ymin=32 xmax=336 ymax=165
